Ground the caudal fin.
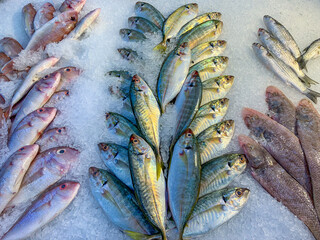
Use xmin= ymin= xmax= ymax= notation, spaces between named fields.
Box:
xmin=299 ymin=74 xmax=318 ymax=87
xmin=305 ymin=89 xmax=320 ymax=104
xmin=153 ymin=40 xmax=167 ymax=53
xmin=123 ymin=231 xmax=161 ymax=240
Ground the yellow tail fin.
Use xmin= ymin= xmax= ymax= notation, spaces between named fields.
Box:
xmin=153 ymin=40 xmax=167 ymax=53
xmin=123 ymin=231 xmax=161 ymax=240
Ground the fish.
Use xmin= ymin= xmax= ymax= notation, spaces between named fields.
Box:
xmin=189 ymin=56 xmax=229 ymax=82
xmin=298 ymin=38 xmax=320 ymax=70
xmin=252 ymin=43 xmax=320 ymax=103
xmin=157 ymin=42 xmax=191 ymax=113
xmin=199 ymin=154 xmax=247 ymax=197
xmin=130 ymin=75 xmax=161 ymax=177
xmin=155 ymin=3 xmax=198 ymax=52
xmin=128 ymin=134 xmax=167 ymax=240
xmin=177 ymin=20 xmax=223 ymax=50
xmin=98 ymin=143 xmax=133 ymax=190
xmin=22 ymin=3 xmax=36 ymax=38
xmin=238 ymin=135 xmax=320 ymax=240
xmin=48 ymin=66 xmax=81 ymax=91
xmin=265 ymin=86 xmax=296 ymax=133
xmin=105 ymin=112 xmax=141 ymax=141
xmin=4 ymin=147 xmax=80 ymax=211
xmin=24 ymin=11 xmax=78 ymax=52
xmin=135 ymin=2 xmax=165 ymax=29
xmin=0 ymin=144 xmax=39 ymax=214
xmin=0 ymin=52 xmax=10 ymax=69
xmin=197 ymin=120 xmax=235 ymax=164
xmin=296 ymin=99 xmax=320 ymax=219
xmin=8 ymin=57 xmax=59 ymax=115
xmin=119 ymin=29 xmax=146 ymax=42
xmin=45 ymin=90 xmax=70 ymax=106
xmin=67 ymin=8 xmax=101 ymax=39
xmin=37 ymin=127 xmax=68 ymax=147
xmin=263 ymin=15 xmax=301 ymax=59
xmin=183 ymin=187 xmax=250 ymax=238
xmin=8 ymin=107 xmax=57 ymax=152
xmin=128 ymin=17 xmax=160 ymax=34
xmin=2 ymin=181 xmax=80 ymax=240
xmin=0 ymin=37 xmax=23 ymax=58
xmin=177 ymin=12 xmax=222 ymax=38
xmin=118 ymin=48 xmax=140 ymax=62
xmin=33 ymin=2 xmax=55 ymax=31
xmin=107 ymin=71 xmax=132 ymax=101
xmin=0 ymin=73 xmax=10 ymax=82
xmin=107 ymin=70 xmax=132 ymax=81
xmin=189 ymin=98 xmax=229 ymax=136
xmin=258 ymin=28 xmax=317 ymax=86
xmin=242 ymin=107 xmax=312 ymax=194
xmin=172 ymin=71 xmax=202 ymax=144
xmin=88 ymin=167 xmax=157 ymax=238
xmin=168 ymin=129 xmax=201 ymax=239
xmin=59 ymin=0 xmax=86 ymax=13
xmin=191 ymin=40 xmax=227 ymax=66
xmin=10 ymin=72 xmax=61 ymax=135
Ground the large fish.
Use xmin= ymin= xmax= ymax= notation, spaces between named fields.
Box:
xmin=0 ymin=37 xmax=23 ymax=58
xmin=191 ymin=40 xmax=227 ymax=66
xmin=239 ymin=135 xmax=320 ymax=240
xmin=128 ymin=134 xmax=166 ymax=240
xmin=298 ymin=38 xmax=320 ymax=70
xmin=265 ymin=86 xmax=296 ymax=133
xmin=45 ymin=66 xmax=81 ymax=91
xmin=8 ymin=107 xmax=57 ymax=152
xmin=154 ymin=3 xmax=198 ymax=52
xmin=22 ymin=3 xmax=36 ymax=38
xmin=59 ymin=0 xmax=86 ymax=13
xmin=128 ymin=16 xmax=160 ymax=34
xmin=4 ymin=147 xmax=79 ymax=211
xmin=2 ymin=181 xmax=80 ymax=240
xmin=200 ymin=154 xmax=247 ymax=197
xmin=296 ymin=99 xmax=320 ymax=219
xmin=89 ymin=167 xmax=157 ymax=238
xmin=197 ymin=120 xmax=235 ymax=164
xmin=189 ymin=98 xmax=229 ymax=136
xmin=33 ymin=2 xmax=55 ymax=31
xmin=0 ymin=144 xmax=39 ymax=214
xmin=98 ymin=143 xmax=133 ymax=190
xmin=183 ymin=187 xmax=250 ymax=238
xmin=157 ymin=42 xmax=191 ymax=113
xmin=135 ymin=2 xmax=164 ymax=29
xmin=252 ymin=43 xmax=320 ymax=103
xmin=168 ymin=129 xmax=200 ymax=239
xmin=242 ymin=108 xmax=311 ymax=194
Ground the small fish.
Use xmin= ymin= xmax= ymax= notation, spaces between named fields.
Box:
xmin=37 ymin=127 xmax=68 ymax=146
xmin=296 ymin=99 xmax=320 ymax=219
xmin=2 ymin=181 xmax=80 ymax=240
xmin=67 ymin=8 xmax=101 ymax=39
xmin=177 ymin=12 xmax=222 ymax=38
xmin=168 ymin=129 xmax=200 ymax=239
xmin=191 ymin=40 xmax=227 ymax=66
xmin=157 ymin=42 xmax=191 ymax=113
xmin=155 ymin=3 xmax=198 ymax=52
xmin=89 ymin=167 xmax=157 ymax=237
xmin=242 ymin=108 xmax=311 ymax=194
xmin=200 ymin=154 xmax=247 ymax=197
xmin=298 ymin=38 xmax=320 ymax=70
xmin=107 ymin=71 xmax=132 ymax=95
xmin=135 ymin=2 xmax=165 ymax=29
xmin=172 ymin=71 xmax=202 ymax=144
xmin=107 ymin=70 xmax=132 ymax=81
xmin=265 ymin=86 xmax=296 ymax=133
xmin=4 ymin=147 xmax=80 ymax=211
xmin=189 ymin=98 xmax=229 ymax=136
xmin=59 ymin=0 xmax=86 ymax=13
xmin=128 ymin=134 xmax=167 ymax=240
xmin=8 ymin=107 xmax=57 ymax=152
xmin=22 ymin=3 xmax=36 ymax=38
xmin=45 ymin=90 xmax=70 ymax=106
xmin=252 ymin=43 xmax=320 ymax=103
xmin=10 ymin=72 xmax=61 ymax=135
xmin=98 ymin=143 xmax=133 ymax=190
xmin=46 ymin=66 xmax=81 ymax=91
xmin=258 ymin=28 xmax=317 ymax=86
xmin=0 ymin=52 xmax=10 ymax=69
xmin=0 ymin=144 xmax=39 ymax=214
xmin=177 ymin=20 xmax=223 ymax=50
xmin=0 ymin=37 xmax=23 ymax=58
xmin=184 ymin=187 xmax=250 ymax=237
xmin=263 ymin=15 xmax=301 ymax=58
xmin=189 ymin=56 xmax=229 ymax=82
xmin=197 ymin=120 xmax=235 ymax=164
xmin=118 ymin=48 xmax=140 ymax=62
xmin=119 ymin=29 xmax=146 ymax=42
xmin=239 ymin=135 xmax=320 ymax=240
xmin=33 ymin=2 xmax=55 ymax=31
xmin=128 ymin=17 xmax=160 ymax=34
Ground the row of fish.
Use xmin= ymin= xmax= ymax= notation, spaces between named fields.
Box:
xmin=0 ymin=0 xmax=101 ymax=239
xmin=252 ymin=15 xmax=320 ymax=103
xmin=91 ymin=2 xmax=250 ymax=240
xmin=239 ymin=86 xmax=320 ymax=240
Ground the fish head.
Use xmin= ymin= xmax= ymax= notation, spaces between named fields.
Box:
xmin=54 ymin=127 xmax=67 ymax=136
xmin=219 ymin=56 xmax=228 ymax=65
xmin=128 ymin=17 xmax=138 ymax=28
xmin=215 ymin=40 xmax=227 ymax=49
xmin=252 ymin=42 xmax=268 ymax=56
xmin=53 ymin=90 xmax=70 ymax=102
xmin=118 ymin=48 xmax=134 ymax=61
xmin=119 ymin=29 xmax=130 ymax=40
xmin=219 ymin=75 xmax=234 ymax=90
xmin=59 ymin=10 xmax=79 ymax=27
xmin=89 ymin=167 xmax=110 ymax=188
xmin=55 ymin=181 xmax=80 ymax=201
xmin=13 ymin=144 xmax=40 ymax=158
xmin=209 ymin=12 xmax=222 ymax=20
xmin=176 ymin=42 xmax=191 ymax=60
xmin=129 ymin=134 xmax=148 ymax=155
xmin=265 ymin=86 xmax=284 ymax=114
xmin=214 ymin=120 xmax=234 ymax=137
xmin=185 ymin=71 xmax=200 ymax=89
xmin=210 ymin=98 xmax=229 ymax=118
xmin=223 ymin=187 xmax=250 ymax=210
xmin=59 ymin=66 xmax=81 ymax=83
xmin=60 ymin=0 xmax=86 ymax=13
xmin=257 ymin=28 xmax=268 ymax=37
xmin=105 ymin=112 xmax=118 ymax=129
xmin=34 ymin=107 xmax=57 ymax=122
xmin=263 ymin=15 xmax=276 ymax=26
xmin=242 ymin=108 xmax=270 ymax=138
xmin=296 ymin=99 xmax=316 ymax=127
xmin=42 ymin=2 xmax=55 ymax=11
xmin=107 ymin=70 xmax=131 ymax=80
xmin=214 ymin=20 xmax=223 ymax=33
xmin=51 ymin=147 xmax=80 ymax=172
xmin=98 ymin=143 xmax=118 ymax=161
xmin=37 ymin=72 xmax=61 ymax=92
xmin=134 ymin=2 xmax=146 ymax=11
xmin=183 ymin=3 xmax=198 ymax=14
xmin=178 ymin=129 xmax=195 ymax=149
xmin=132 ymin=75 xmax=147 ymax=92
xmin=228 ymin=154 xmax=247 ymax=173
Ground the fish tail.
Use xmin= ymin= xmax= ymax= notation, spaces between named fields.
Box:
xmin=305 ymin=89 xmax=320 ymax=104
xmin=153 ymin=40 xmax=167 ymax=53
xmin=123 ymin=231 xmax=161 ymax=240
xmin=300 ymin=75 xmax=318 ymax=86
xmin=297 ymin=55 xmax=308 ymax=71
xmin=155 ymin=148 xmax=163 ymax=180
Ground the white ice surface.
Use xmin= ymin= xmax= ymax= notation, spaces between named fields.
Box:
xmin=0 ymin=0 xmax=320 ymax=239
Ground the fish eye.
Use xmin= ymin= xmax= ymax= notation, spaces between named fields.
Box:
xmin=236 ymin=189 xmax=243 ymax=197
xmin=57 ymin=128 xmax=62 ymax=133
xmin=186 ymin=5 xmax=190 ymax=9
xmin=240 ymin=156 xmax=246 ymax=163
xmin=65 ymin=90 xmax=70 ymax=96
xmin=65 ymin=68 xmax=71 ymax=72
xmin=210 ymin=42 xmax=215 ymax=47
xmin=220 ymin=99 xmax=224 ymax=104
xmin=19 ymin=147 xmax=25 ymax=151
xmin=187 ymin=133 xmax=192 ymax=137
xmin=57 ymin=149 xmax=65 ymax=154
xmin=106 ymin=113 xmax=110 ymax=118
xmin=103 ymin=145 xmax=108 ymax=151
xmin=37 ymin=108 xmax=44 ymax=113
xmin=133 ymin=139 xmax=138 ymax=144
xmin=70 ymin=16 xmax=76 ymax=21
xmin=60 ymin=184 xmax=66 ymax=190
xmin=226 ymin=122 xmax=231 ymax=127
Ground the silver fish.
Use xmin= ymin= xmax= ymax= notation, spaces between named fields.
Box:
xmin=298 ymin=38 xmax=320 ymax=70
xmin=119 ymin=29 xmax=146 ymax=42
xmin=135 ymin=2 xmax=164 ymax=29
xmin=191 ymin=40 xmax=227 ymax=66
xmin=128 ymin=16 xmax=160 ymax=34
